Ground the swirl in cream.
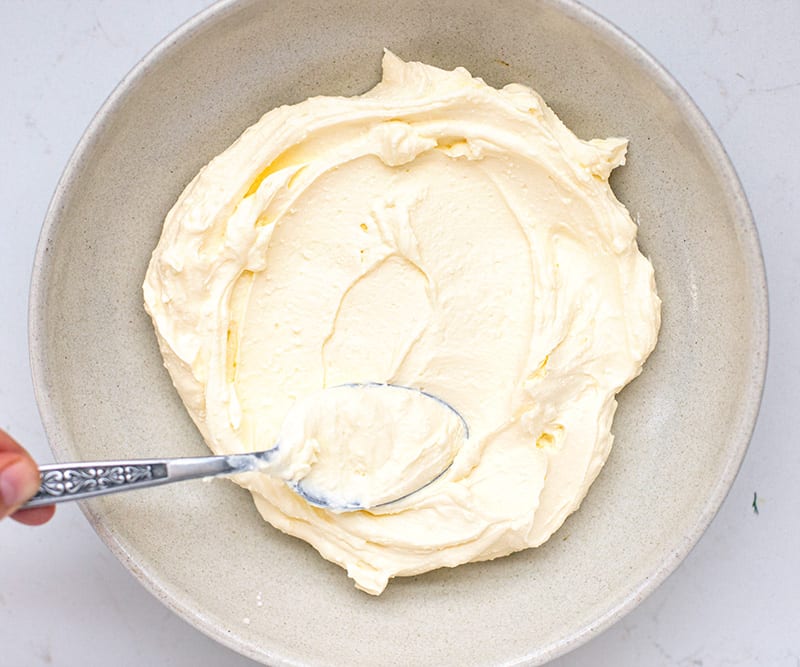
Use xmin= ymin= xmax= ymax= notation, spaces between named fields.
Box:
xmin=144 ymin=52 xmax=660 ymax=595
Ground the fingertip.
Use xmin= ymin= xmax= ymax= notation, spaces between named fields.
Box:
xmin=0 ymin=455 xmax=41 ymax=509
xmin=11 ymin=504 xmax=56 ymax=526
xmin=0 ymin=428 xmax=24 ymax=452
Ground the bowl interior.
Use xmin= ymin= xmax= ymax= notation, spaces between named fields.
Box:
xmin=30 ymin=0 xmax=766 ymax=665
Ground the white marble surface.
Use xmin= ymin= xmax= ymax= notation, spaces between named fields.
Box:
xmin=1 ymin=1 xmax=797 ymax=665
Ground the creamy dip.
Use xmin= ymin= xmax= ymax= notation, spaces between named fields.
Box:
xmin=144 ymin=52 xmax=660 ymax=595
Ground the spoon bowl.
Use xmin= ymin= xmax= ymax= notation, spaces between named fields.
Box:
xmin=284 ymin=383 xmax=469 ymax=511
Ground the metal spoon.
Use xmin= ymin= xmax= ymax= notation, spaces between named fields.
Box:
xmin=22 ymin=383 xmax=468 ymax=512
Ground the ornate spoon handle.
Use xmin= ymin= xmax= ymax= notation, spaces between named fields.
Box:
xmin=22 ymin=453 xmax=261 ymax=508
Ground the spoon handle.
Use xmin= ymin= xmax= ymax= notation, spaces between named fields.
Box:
xmin=21 ymin=453 xmax=259 ymax=508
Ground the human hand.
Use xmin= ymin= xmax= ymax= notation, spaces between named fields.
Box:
xmin=0 ymin=429 xmax=55 ymax=525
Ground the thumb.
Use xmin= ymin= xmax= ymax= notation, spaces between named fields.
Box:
xmin=0 ymin=434 xmax=42 ymax=518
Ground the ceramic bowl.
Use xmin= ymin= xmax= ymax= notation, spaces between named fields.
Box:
xmin=29 ymin=0 xmax=767 ymax=664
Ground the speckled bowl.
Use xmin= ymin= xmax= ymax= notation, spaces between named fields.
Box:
xmin=28 ymin=0 xmax=767 ymax=665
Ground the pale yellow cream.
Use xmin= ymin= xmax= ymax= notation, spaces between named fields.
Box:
xmin=144 ymin=52 xmax=660 ymax=595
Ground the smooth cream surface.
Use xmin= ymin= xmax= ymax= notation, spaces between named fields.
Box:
xmin=144 ymin=52 xmax=660 ymax=595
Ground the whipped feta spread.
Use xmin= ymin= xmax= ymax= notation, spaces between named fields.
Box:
xmin=144 ymin=52 xmax=660 ymax=595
